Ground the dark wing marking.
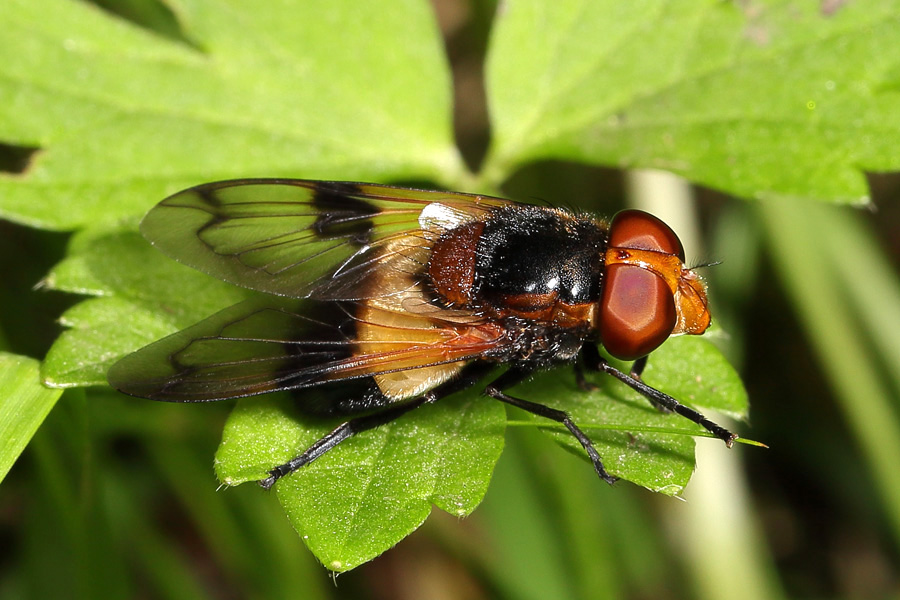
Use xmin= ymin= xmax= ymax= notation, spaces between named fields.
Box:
xmin=141 ymin=179 xmax=513 ymax=300
xmin=107 ymin=297 xmax=508 ymax=406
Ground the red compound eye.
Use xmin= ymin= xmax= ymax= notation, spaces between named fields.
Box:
xmin=600 ymin=263 xmax=676 ymax=360
xmin=607 ymin=209 xmax=685 ymax=261
xmin=599 ymin=210 xmax=684 ymax=360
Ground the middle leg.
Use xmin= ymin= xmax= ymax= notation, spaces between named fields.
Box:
xmin=484 ymin=366 xmax=617 ymax=485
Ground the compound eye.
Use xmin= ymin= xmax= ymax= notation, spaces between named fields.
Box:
xmin=608 ymin=209 xmax=685 ymax=261
xmin=599 ymin=264 xmax=677 ymax=360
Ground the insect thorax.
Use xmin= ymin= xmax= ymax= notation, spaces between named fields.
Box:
xmin=493 ymin=316 xmax=589 ymax=367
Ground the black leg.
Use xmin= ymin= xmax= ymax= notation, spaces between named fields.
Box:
xmin=484 ymin=367 xmax=617 ymax=485
xmin=630 ymin=355 xmax=648 ymax=380
xmin=259 ymin=363 xmax=495 ymax=489
xmin=625 ymin=354 xmax=673 ymax=413
xmin=574 ymin=361 xmax=598 ymax=392
xmin=582 ymin=346 xmax=737 ymax=447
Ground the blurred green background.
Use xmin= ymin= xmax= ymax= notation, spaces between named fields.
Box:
xmin=3 ymin=1 xmax=900 ymax=598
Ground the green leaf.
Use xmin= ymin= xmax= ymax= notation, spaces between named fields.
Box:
xmin=0 ymin=0 xmax=465 ymax=230
xmin=513 ymin=335 xmax=747 ymax=496
xmin=0 ymin=353 xmax=64 ymax=483
xmin=214 ymin=389 xmax=506 ymax=572
xmin=484 ymin=0 xmax=900 ymax=203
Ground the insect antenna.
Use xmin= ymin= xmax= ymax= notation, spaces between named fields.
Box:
xmin=689 ymin=258 xmax=722 ymax=270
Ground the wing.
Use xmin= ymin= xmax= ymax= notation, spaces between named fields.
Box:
xmin=141 ymin=179 xmax=513 ymax=300
xmin=107 ymin=296 xmax=508 ymax=408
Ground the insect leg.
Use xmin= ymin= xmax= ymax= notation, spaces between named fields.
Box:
xmin=582 ymin=345 xmax=737 ymax=447
xmin=624 ymin=354 xmax=672 ymax=413
xmin=259 ymin=400 xmax=425 ymax=490
xmin=260 ymin=362 xmax=495 ymax=489
xmin=573 ymin=361 xmax=598 ymax=392
xmin=484 ymin=367 xmax=617 ymax=485
xmin=581 ymin=345 xmax=673 ymax=412
xmin=630 ymin=355 xmax=648 ymax=380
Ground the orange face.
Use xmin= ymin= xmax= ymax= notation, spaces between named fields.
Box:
xmin=598 ymin=210 xmax=710 ymax=361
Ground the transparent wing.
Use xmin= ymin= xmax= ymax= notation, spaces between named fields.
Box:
xmin=141 ymin=179 xmax=512 ymax=300
xmin=107 ymin=297 xmax=507 ymax=408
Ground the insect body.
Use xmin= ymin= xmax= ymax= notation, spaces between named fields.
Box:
xmin=108 ymin=180 xmax=737 ymax=488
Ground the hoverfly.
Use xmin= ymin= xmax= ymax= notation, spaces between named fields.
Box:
xmin=108 ymin=179 xmax=737 ymax=489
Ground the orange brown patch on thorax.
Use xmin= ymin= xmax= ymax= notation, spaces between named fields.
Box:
xmin=428 ymin=221 xmax=484 ymax=306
